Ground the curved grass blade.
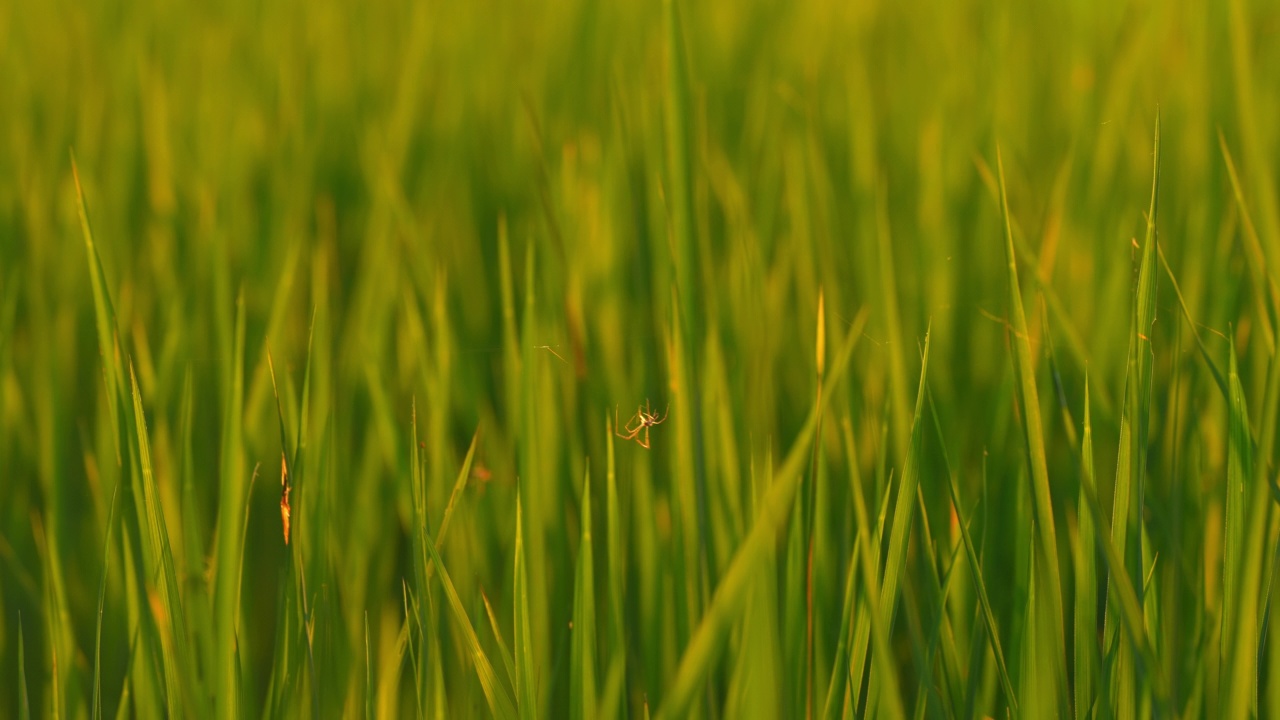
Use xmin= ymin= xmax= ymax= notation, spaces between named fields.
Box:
xmin=71 ymin=152 xmax=125 ymax=461
xmin=1218 ymin=132 xmax=1278 ymax=351
xmin=1156 ymin=246 xmax=1227 ymax=398
xmin=435 ymin=427 xmax=480 ymax=553
xmin=423 ymin=523 xmax=518 ymax=719
xmin=482 ymin=592 xmax=517 ymax=687
xmin=996 ymin=146 xmax=1067 ymax=711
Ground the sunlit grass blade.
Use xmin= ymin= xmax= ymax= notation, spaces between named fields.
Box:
xmin=1156 ymin=246 xmax=1227 ymax=398
xmin=483 ymin=592 xmax=517 ymax=687
xmin=422 ymin=517 xmax=518 ymax=719
xmin=434 ymin=427 xmax=480 ymax=552
xmin=1218 ymin=132 xmax=1278 ymax=350
xmin=571 ymin=467 xmax=598 ymax=720
xmin=71 ymin=152 xmax=125 ymax=459
xmin=1103 ymin=115 xmax=1161 ymax=718
xmin=801 ymin=289 xmax=827 ymax=719
xmin=653 ymin=310 xmax=867 ymax=720
xmin=92 ymin=485 xmax=121 ymax=720
xmin=1074 ymin=377 xmax=1098 ymax=720
xmin=128 ymin=363 xmax=194 ymax=716
xmin=516 ymin=497 xmax=539 ymax=720
xmin=1220 ymin=338 xmax=1267 ymax=719
xmin=973 ymin=154 xmax=1117 ymax=421
xmin=214 ymin=293 xmax=247 ymax=720
xmin=996 ymin=145 xmax=1067 ymax=711
xmin=408 ymin=401 xmax=432 ymax=714
xmin=605 ymin=413 xmax=627 ymax=719
xmin=875 ymin=187 xmax=911 ymax=465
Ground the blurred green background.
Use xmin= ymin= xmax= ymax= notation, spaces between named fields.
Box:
xmin=3 ymin=0 xmax=1280 ymax=717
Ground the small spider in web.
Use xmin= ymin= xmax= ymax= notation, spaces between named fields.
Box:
xmin=615 ymin=399 xmax=670 ymax=449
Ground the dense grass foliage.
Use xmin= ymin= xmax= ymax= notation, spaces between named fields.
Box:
xmin=5 ymin=0 xmax=1280 ymax=717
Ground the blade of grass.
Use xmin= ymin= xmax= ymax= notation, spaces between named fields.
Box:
xmin=422 ymin=516 xmax=518 ymax=719
xmin=605 ymin=413 xmax=627 ymax=719
xmin=996 ymin=146 xmax=1068 ymax=712
xmin=571 ymin=467 xmax=598 ymax=720
xmin=128 ymin=363 xmax=193 ymax=717
xmin=973 ymin=154 xmax=1118 ymax=421
xmin=1156 ymin=246 xmax=1228 ymax=398
xmin=434 ymin=427 xmax=480 ymax=553
xmin=515 ymin=497 xmax=538 ymax=720
xmin=1220 ymin=338 xmax=1268 ymax=718
xmin=92 ymin=485 xmax=121 ymax=720
xmin=1103 ymin=114 xmax=1161 ymax=718
xmin=802 ymin=290 xmax=826 ymax=720
xmin=214 ymin=293 xmax=247 ymax=720
xmin=71 ymin=152 xmax=125 ymax=461
xmin=875 ymin=186 xmax=911 ymax=469
xmin=1075 ymin=377 xmax=1099 ymax=720
xmin=482 ymin=592 xmax=517 ymax=687
xmin=409 ymin=401 xmax=432 ymax=714
xmin=1218 ymin=132 xmax=1278 ymax=352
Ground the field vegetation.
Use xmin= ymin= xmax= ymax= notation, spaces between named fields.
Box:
xmin=3 ymin=0 xmax=1280 ymax=717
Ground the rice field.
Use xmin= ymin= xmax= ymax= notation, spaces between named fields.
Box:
xmin=3 ymin=0 xmax=1280 ymax=717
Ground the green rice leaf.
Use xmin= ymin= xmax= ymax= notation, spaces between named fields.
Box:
xmin=997 ymin=146 xmax=1067 ymax=711
xmin=423 ymin=520 xmax=518 ymax=719
xmin=1075 ymin=377 xmax=1098 ymax=720
xmin=516 ymin=498 xmax=539 ymax=720
xmin=92 ymin=486 xmax=121 ymax=720
xmin=571 ymin=467 xmax=598 ymax=720
xmin=129 ymin=363 xmax=193 ymax=717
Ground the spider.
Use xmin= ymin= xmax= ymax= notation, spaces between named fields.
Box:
xmin=615 ymin=399 xmax=670 ymax=449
